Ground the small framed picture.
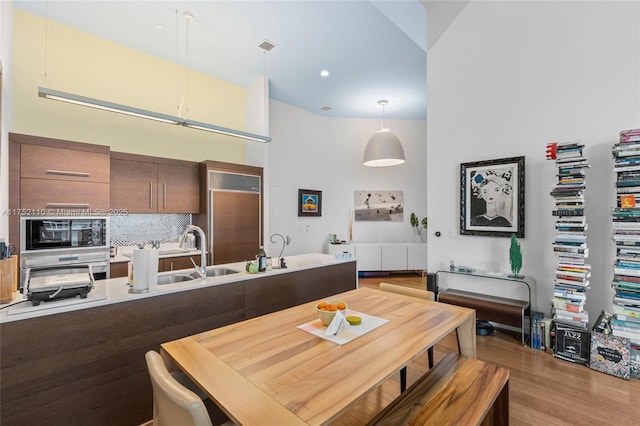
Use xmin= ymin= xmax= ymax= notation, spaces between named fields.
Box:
xmin=298 ymin=189 xmax=322 ymax=217
xmin=460 ymin=156 xmax=525 ymax=237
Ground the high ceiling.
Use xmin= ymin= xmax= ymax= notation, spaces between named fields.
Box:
xmin=13 ymin=0 xmax=428 ymax=120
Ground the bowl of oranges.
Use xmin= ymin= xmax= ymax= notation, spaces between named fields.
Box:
xmin=316 ymin=299 xmax=348 ymax=326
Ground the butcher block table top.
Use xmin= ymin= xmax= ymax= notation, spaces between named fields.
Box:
xmin=161 ymin=287 xmax=476 ymax=426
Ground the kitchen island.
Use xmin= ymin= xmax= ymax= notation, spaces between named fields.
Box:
xmin=0 ymin=254 xmax=356 ymax=426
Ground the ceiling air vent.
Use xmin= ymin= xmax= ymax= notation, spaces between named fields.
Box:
xmin=258 ymin=40 xmax=277 ymax=52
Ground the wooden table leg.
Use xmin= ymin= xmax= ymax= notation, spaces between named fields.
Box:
xmin=456 ymin=312 xmax=476 ymax=358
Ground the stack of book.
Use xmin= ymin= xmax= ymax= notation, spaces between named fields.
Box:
xmin=547 ymin=141 xmax=591 ymax=332
xmin=612 ymin=129 xmax=640 ymax=357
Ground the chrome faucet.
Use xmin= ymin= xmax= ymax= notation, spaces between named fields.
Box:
xmin=180 ymin=225 xmax=207 ymax=279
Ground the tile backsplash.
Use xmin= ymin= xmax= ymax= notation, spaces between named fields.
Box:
xmin=110 ymin=214 xmax=191 ymax=247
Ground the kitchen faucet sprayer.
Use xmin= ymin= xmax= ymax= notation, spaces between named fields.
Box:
xmin=180 ymin=225 xmax=207 ymax=279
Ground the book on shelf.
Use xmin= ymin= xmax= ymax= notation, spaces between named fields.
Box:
xmin=555 ymin=232 xmax=587 ymax=239
xmin=615 ymin=313 xmax=640 ymax=324
xmin=555 ymin=308 xmax=589 ymax=321
xmin=554 ymin=317 xmax=589 ymax=330
xmin=557 ymin=254 xmax=589 ymax=264
xmin=556 ymin=216 xmax=587 ymax=223
xmin=531 ymin=311 xmax=544 ymax=350
xmin=612 ymin=317 xmax=640 ymax=330
xmin=553 ymin=246 xmax=588 ymax=256
xmin=543 ymin=317 xmax=553 ymax=351
xmin=613 ymin=273 xmax=640 ymax=283
xmin=552 ymin=298 xmax=584 ymax=313
xmin=613 ymin=282 xmax=640 ymax=294
xmin=590 ymin=332 xmax=631 ymax=379
xmin=615 ymin=260 xmax=640 ymax=269
xmin=612 ymin=304 xmax=640 ymax=319
xmin=558 ymin=262 xmax=591 ymax=271
xmin=620 ymin=135 xmax=640 ymax=143
xmin=614 ymin=296 xmax=640 ymax=307
xmin=614 ymin=267 xmax=640 ymax=277
xmin=614 ymin=165 xmax=640 ymax=172
xmin=616 ymin=186 xmax=640 ymax=193
xmin=554 ymin=290 xmax=587 ymax=301
xmin=556 ymin=269 xmax=590 ymax=279
xmin=552 ymin=209 xmax=585 ymax=217
xmin=612 ymin=317 xmax=640 ymax=329
xmin=612 ymin=328 xmax=640 ymax=344
xmin=617 ymin=247 xmax=640 ymax=255
xmin=553 ymin=240 xmax=587 ymax=248
xmin=554 ymin=325 xmax=590 ymax=364
xmin=555 ymin=279 xmax=589 ymax=289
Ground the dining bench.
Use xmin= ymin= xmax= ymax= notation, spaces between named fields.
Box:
xmin=367 ymin=352 xmax=510 ymax=426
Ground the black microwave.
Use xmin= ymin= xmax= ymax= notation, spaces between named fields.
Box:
xmin=20 ymin=217 xmax=110 ymax=252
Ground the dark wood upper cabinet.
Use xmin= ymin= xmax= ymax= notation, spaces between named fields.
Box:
xmin=11 ymin=133 xmax=111 ymax=215
xmin=110 ymin=158 xmax=158 ymax=213
xmin=21 ymin=144 xmax=110 ymax=183
xmin=110 ymin=152 xmax=200 ymax=214
xmin=157 ymin=163 xmax=200 ymax=214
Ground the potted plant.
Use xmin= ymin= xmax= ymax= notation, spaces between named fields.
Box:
xmin=410 ymin=213 xmax=428 ymax=242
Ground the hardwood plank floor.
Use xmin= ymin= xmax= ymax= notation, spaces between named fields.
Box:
xmin=336 ymin=273 xmax=640 ymax=425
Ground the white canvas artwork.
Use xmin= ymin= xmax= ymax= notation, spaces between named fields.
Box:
xmin=354 ymin=190 xmax=403 ymax=221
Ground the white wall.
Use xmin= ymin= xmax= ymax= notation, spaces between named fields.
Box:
xmin=269 ymin=100 xmax=427 ymax=257
xmin=427 ymin=0 xmax=640 ymax=320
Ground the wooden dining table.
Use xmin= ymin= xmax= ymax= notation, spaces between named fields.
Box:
xmin=161 ymin=286 xmax=476 ymax=426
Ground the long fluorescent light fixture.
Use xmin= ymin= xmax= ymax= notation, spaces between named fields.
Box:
xmin=38 ymin=87 xmax=271 ymax=143
xmin=183 ymin=119 xmax=271 ymax=143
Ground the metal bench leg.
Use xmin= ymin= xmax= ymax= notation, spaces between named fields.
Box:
xmin=400 ymin=366 xmax=407 ymax=392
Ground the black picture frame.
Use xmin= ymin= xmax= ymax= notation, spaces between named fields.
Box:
xmin=460 ymin=156 xmax=525 ymax=237
xmin=298 ymin=189 xmax=322 ymax=217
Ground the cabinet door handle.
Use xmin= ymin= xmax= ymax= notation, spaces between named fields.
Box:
xmin=46 ymin=169 xmax=90 ymax=178
xmin=149 ymin=182 xmax=153 ymax=209
xmin=46 ymin=203 xmax=90 ymax=208
xmin=163 ymin=182 xmax=167 ymax=209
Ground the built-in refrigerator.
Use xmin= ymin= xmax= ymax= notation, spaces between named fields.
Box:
xmin=194 ymin=164 xmax=263 ymax=265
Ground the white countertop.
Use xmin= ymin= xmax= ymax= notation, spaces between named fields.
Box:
xmin=1 ymin=253 xmax=355 ymax=323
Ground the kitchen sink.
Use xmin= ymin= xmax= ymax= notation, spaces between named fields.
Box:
xmin=156 ymin=273 xmax=196 ymax=285
xmin=156 ymin=268 xmax=240 ymax=285
xmin=200 ymin=268 xmax=240 ymax=277
xmin=123 ymin=248 xmax=191 ymax=258
xmin=159 ymin=248 xmax=191 ymax=255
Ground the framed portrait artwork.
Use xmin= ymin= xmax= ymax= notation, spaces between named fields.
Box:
xmin=460 ymin=156 xmax=525 ymax=237
xmin=298 ymin=189 xmax=322 ymax=217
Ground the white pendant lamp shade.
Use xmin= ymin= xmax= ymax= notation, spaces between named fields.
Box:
xmin=363 ymin=128 xmax=405 ymax=167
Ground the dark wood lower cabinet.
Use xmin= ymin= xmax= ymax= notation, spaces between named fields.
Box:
xmin=0 ymin=261 xmax=356 ymax=425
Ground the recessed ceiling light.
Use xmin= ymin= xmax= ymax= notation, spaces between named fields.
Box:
xmin=320 ymin=70 xmax=330 ymax=78
xmin=321 ymin=106 xmax=332 ymax=111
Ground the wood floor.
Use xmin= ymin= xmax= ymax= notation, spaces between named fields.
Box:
xmin=335 ymin=273 xmax=640 ymax=426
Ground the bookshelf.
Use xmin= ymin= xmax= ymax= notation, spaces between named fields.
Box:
xmin=611 ymin=128 xmax=640 ymax=378
xmin=546 ymin=141 xmax=591 ymax=362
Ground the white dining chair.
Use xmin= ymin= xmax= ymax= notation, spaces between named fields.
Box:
xmin=145 ymin=350 xmax=213 ymax=426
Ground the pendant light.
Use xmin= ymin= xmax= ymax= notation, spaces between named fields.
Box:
xmin=363 ymin=99 xmax=405 ymax=167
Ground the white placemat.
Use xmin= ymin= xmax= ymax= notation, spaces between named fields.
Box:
xmin=297 ymin=310 xmax=388 ymax=345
